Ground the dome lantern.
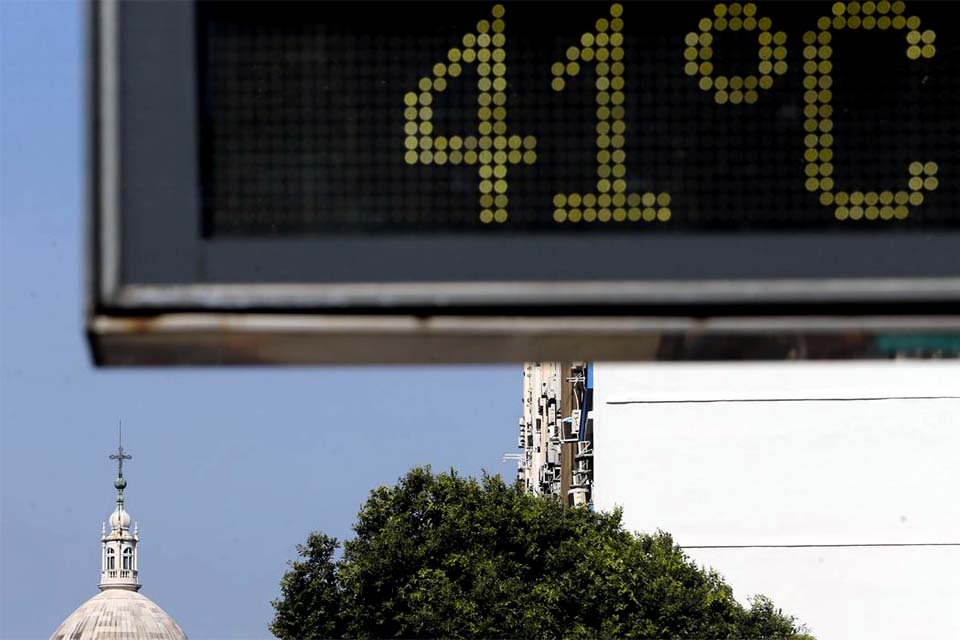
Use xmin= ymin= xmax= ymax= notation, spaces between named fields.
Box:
xmin=50 ymin=425 xmax=187 ymax=640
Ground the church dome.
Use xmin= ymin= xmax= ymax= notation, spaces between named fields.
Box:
xmin=50 ymin=589 xmax=187 ymax=640
xmin=52 ymin=431 xmax=187 ymax=639
xmin=109 ymin=505 xmax=131 ymax=530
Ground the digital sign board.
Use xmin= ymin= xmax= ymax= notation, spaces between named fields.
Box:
xmin=89 ymin=0 xmax=960 ymax=364
xmin=199 ymin=0 xmax=957 ymax=233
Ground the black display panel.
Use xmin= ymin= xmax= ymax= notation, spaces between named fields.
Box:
xmin=198 ymin=1 xmax=958 ymax=234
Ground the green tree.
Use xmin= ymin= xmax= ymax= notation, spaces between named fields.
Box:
xmin=271 ymin=467 xmax=813 ymax=639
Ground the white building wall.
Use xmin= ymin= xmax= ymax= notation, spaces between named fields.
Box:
xmin=592 ymin=362 xmax=960 ymax=639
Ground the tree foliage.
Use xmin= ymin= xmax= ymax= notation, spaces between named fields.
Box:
xmin=271 ymin=467 xmax=812 ymax=639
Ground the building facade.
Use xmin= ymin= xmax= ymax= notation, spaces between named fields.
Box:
xmin=516 ymin=362 xmax=594 ymax=507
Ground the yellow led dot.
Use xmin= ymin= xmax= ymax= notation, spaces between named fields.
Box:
xmin=906 ymin=45 xmax=921 ymax=59
xmin=803 ymin=31 xmax=817 ymax=45
xmin=865 ymin=206 xmax=879 ymax=219
xmin=567 ymin=61 xmax=581 ymax=76
xmin=622 ymin=207 xmax=638 ymax=222
xmin=906 ymin=30 xmax=921 ymax=44
xmin=909 ymin=192 xmax=924 ymax=206
xmin=805 ymin=177 xmax=820 ymax=191
xmin=730 ymin=17 xmax=743 ymax=31
xmin=553 ymin=209 xmax=567 ymax=223
xmin=493 ymin=209 xmax=508 ymax=223
xmin=821 ymin=177 xmax=835 ymax=190
xmin=878 ymin=16 xmax=891 ymax=28
xmin=759 ymin=76 xmax=774 ymax=90
xmin=921 ymin=29 xmax=936 ymax=43
xmin=492 ymin=19 xmax=505 ymax=33
xmin=908 ymin=176 xmax=923 ymax=190
xmin=404 ymin=150 xmax=418 ymax=165
xmin=477 ymin=48 xmax=491 ymax=62
xmin=462 ymin=49 xmax=476 ymax=63
xmin=848 ymin=16 xmax=861 ymax=28
xmin=864 ymin=16 xmax=877 ymax=28
xmin=922 ymin=44 xmax=936 ymax=58
xmin=551 ymin=78 xmax=565 ymax=91
xmin=492 ymin=33 xmax=506 ymax=47
xmin=685 ymin=61 xmax=699 ymax=76
xmin=434 ymin=150 xmax=448 ymax=165
xmin=715 ymin=17 xmax=728 ymax=31
xmin=641 ymin=208 xmax=656 ymax=222
xmin=906 ymin=15 xmax=920 ymax=29
xmin=419 ymin=150 xmax=433 ymax=164
xmin=880 ymin=206 xmax=894 ymax=219
xmin=582 ymin=208 xmax=597 ymax=222
xmin=744 ymin=90 xmax=759 ymax=103
xmin=568 ymin=208 xmax=583 ymax=223
xmin=699 ymin=77 xmax=713 ymax=91
xmin=640 ymin=192 xmax=655 ymax=207
xmin=744 ymin=2 xmax=757 ymax=17
xmin=894 ymin=205 xmax=909 ymax=219
xmin=908 ymin=161 xmax=924 ymax=175
xmin=729 ymin=90 xmax=744 ymax=104
xmin=463 ymin=33 xmax=476 ymax=48
xmin=476 ymin=19 xmax=490 ymax=33
xmin=835 ymin=206 xmax=849 ymax=220
xmin=850 ymin=192 xmax=866 ymax=205
xmin=450 ymin=150 xmax=464 ymax=164
xmin=820 ymin=192 xmax=835 ymax=205
xmin=657 ymin=208 xmax=671 ymax=222
xmin=480 ymin=209 xmax=494 ymax=223
xmin=715 ymin=90 xmax=729 ymax=104
xmin=892 ymin=15 xmax=906 ymax=29
xmin=597 ymin=33 xmax=610 ymax=47
xmin=849 ymin=206 xmax=864 ymax=220
xmin=878 ymin=0 xmax=891 ymax=12
xmin=608 ymin=208 xmax=623 ymax=221
xmin=924 ymin=177 xmax=939 ymax=190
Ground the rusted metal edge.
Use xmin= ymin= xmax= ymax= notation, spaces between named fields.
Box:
xmin=88 ymin=313 xmax=960 ymax=365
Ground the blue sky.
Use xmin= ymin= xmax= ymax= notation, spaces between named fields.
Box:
xmin=0 ymin=3 xmax=519 ymax=637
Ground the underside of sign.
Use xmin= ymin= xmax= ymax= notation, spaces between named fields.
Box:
xmin=88 ymin=0 xmax=960 ymax=364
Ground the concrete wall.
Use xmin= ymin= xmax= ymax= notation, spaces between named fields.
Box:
xmin=592 ymin=362 xmax=960 ymax=639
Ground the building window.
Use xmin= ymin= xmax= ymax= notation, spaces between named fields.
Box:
xmin=106 ymin=547 xmax=115 ymax=571
xmin=122 ymin=547 xmax=133 ymax=570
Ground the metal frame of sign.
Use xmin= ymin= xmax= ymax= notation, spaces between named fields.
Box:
xmin=88 ymin=0 xmax=960 ymax=365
